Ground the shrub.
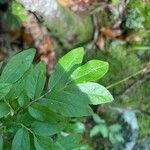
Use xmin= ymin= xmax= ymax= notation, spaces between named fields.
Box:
xmin=0 ymin=47 xmax=113 ymax=149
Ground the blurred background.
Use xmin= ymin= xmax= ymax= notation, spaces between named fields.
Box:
xmin=0 ymin=0 xmax=150 ymax=149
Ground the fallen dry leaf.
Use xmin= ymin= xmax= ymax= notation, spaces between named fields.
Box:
xmin=100 ymin=27 xmax=122 ymax=39
xmin=96 ymin=34 xmax=105 ymax=50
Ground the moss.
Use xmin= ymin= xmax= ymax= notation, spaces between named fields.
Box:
xmin=138 ymin=114 xmax=150 ymax=139
xmin=46 ymin=5 xmax=93 ymax=49
xmin=125 ymin=8 xmax=144 ymax=30
xmin=118 ymin=81 xmax=150 ymax=109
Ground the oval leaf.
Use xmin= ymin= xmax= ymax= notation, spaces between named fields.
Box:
xmin=0 ymin=83 xmax=12 ymax=100
xmin=31 ymin=120 xmax=67 ymax=136
xmin=28 ymin=103 xmax=63 ymax=122
xmin=12 ymin=128 xmax=30 ymax=150
xmin=59 ymin=47 xmax=84 ymax=71
xmin=18 ymin=91 xmax=29 ymax=107
xmin=6 ymin=67 xmax=32 ymax=100
xmin=34 ymin=136 xmax=59 ymax=150
xmin=70 ymin=60 xmax=109 ymax=83
xmin=0 ymin=102 xmax=10 ymax=118
xmin=26 ymin=61 xmax=46 ymax=99
xmin=90 ymin=125 xmax=101 ymax=137
xmin=79 ymin=82 xmax=113 ymax=104
xmin=68 ymin=82 xmax=113 ymax=105
xmin=1 ymin=49 xmax=36 ymax=83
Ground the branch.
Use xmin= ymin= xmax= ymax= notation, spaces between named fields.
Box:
xmin=107 ymin=63 xmax=150 ymax=89
xmin=116 ymin=74 xmax=150 ymax=98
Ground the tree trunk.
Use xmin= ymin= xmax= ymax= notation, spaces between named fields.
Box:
xmin=18 ymin=0 xmax=93 ymax=49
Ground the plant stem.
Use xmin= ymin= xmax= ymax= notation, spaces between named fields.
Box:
xmin=27 ymin=89 xmax=51 ymax=107
xmin=21 ymin=123 xmax=35 ymax=135
xmin=4 ymin=98 xmax=14 ymax=116
xmin=18 ymin=89 xmax=52 ymax=114
xmin=107 ymin=64 xmax=150 ymax=89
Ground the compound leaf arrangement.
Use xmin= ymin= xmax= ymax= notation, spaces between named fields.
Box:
xmin=0 ymin=47 xmax=113 ymax=149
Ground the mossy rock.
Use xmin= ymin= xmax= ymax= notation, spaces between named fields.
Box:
xmin=45 ymin=5 xmax=93 ymax=49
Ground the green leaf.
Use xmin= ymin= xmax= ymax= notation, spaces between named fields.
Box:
xmin=31 ymin=120 xmax=67 ymax=136
xmin=92 ymin=114 xmax=105 ymax=124
xmin=109 ymin=124 xmax=122 ymax=133
xmin=98 ymin=124 xmax=109 ymax=138
xmin=18 ymin=91 xmax=29 ymax=107
xmin=19 ymin=112 xmax=35 ymax=126
xmin=57 ymin=134 xmax=82 ymax=150
xmin=70 ymin=60 xmax=109 ymax=83
xmin=90 ymin=124 xmax=108 ymax=138
xmin=114 ymin=134 xmax=124 ymax=142
xmin=6 ymin=67 xmax=32 ymax=100
xmin=90 ymin=125 xmax=100 ymax=137
xmin=0 ymin=102 xmax=10 ymax=118
xmin=26 ymin=61 xmax=46 ymax=99
xmin=48 ymin=47 xmax=84 ymax=90
xmin=28 ymin=103 xmax=63 ymax=122
xmin=65 ymin=122 xmax=85 ymax=134
xmin=58 ymin=47 xmax=84 ymax=72
xmin=43 ymin=91 xmax=93 ymax=117
xmin=0 ymin=135 xmax=3 ymax=150
xmin=12 ymin=1 xmax=28 ymax=22
xmin=109 ymin=132 xmax=117 ymax=144
xmin=67 ymin=82 xmax=113 ymax=105
xmin=0 ymin=83 xmax=12 ymax=100
xmin=34 ymin=136 xmax=59 ymax=150
xmin=12 ymin=128 xmax=30 ymax=150
xmin=0 ymin=49 xmax=35 ymax=83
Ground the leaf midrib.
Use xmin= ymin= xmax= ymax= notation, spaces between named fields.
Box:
xmin=71 ymin=64 xmax=107 ymax=82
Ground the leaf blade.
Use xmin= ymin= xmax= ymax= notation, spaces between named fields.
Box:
xmin=43 ymin=91 xmax=93 ymax=117
xmin=12 ymin=128 xmax=30 ymax=150
xmin=28 ymin=103 xmax=64 ymax=122
xmin=1 ymin=49 xmax=35 ymax=83
xmin=71 ymin=60 xmax=109 ymax=83
xmin=67 ymin=82 xmax=113 ymax=105
xmin=34 ymin=136 xmax=59 ymax=150
xmin=0 ymin=83 xmax=12 ymax=100
xmin=0 ymin=102 xmax=10 ymax=118
xmin=26 ymin=61 xmax=46 ymax=99
xmin=31 ymin=120 xmax=67 ymax=136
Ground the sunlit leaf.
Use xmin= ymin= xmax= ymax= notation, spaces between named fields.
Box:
xmin=67 ymin=82 xmax=113 ymax=105
xmin=70 ymin=60 xmax=109 ymax=83
xmin=49 ymin=47 xmax=84 ymax=90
